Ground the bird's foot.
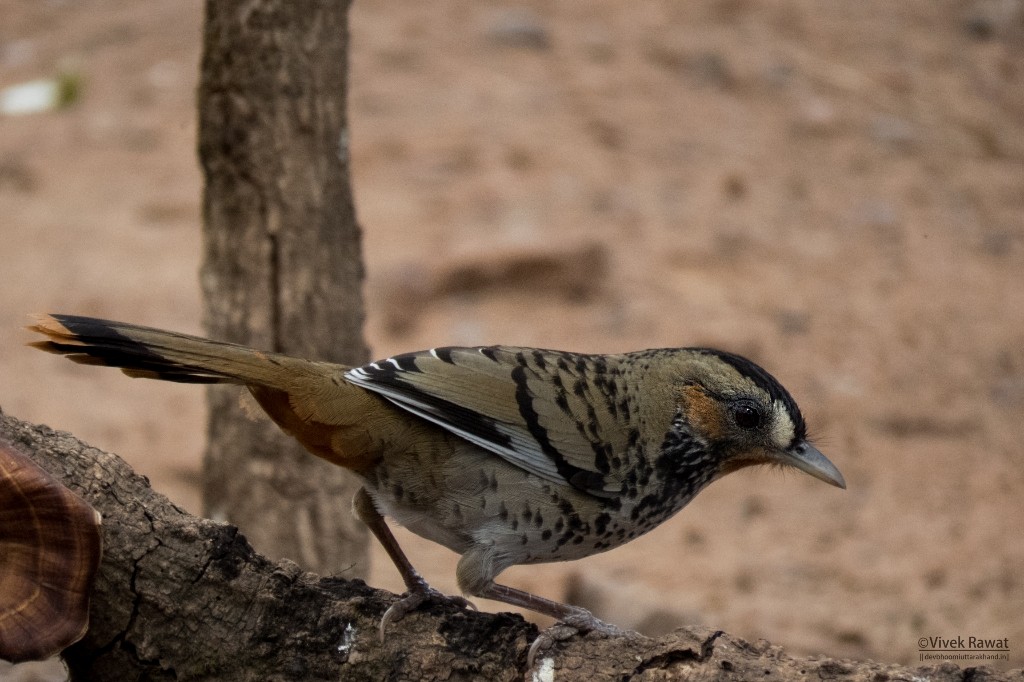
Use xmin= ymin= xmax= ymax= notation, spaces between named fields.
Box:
xmin=526 ymin=608 xmax=629 ymax=667
xmin=380 ymin=579 xmax=477 ymax=640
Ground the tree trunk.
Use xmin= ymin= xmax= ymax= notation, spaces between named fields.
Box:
xmin=196 ymin=0 xmax=368 ymax=575
xmin=2 ymin=412 xmax=1015 ymax=681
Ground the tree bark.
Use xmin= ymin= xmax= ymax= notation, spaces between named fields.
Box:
xmin=197 ymin=0 xmax=368 ymax=575
xmin=2 ymin=412 xmax=1018 ymax=682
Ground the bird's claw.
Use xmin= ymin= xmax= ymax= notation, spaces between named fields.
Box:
xmin=380 ymin=585 xmax=477 ymax=640
xmin=526 ymin=609 xmax=628 ymax=667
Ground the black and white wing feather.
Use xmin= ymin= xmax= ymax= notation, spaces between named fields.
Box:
xmin=345 ymin=346 xmax=637 ymax=497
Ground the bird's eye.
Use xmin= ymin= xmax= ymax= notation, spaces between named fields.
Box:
xmin=732 ymin=402 xmax=762 ymax=429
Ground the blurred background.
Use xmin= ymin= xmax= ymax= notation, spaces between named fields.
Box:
xmin=2 ymin=0 xmax=1022 ymax=677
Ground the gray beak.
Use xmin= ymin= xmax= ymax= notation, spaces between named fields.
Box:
xmin=778 ymin=441 xmax=846 ymax=489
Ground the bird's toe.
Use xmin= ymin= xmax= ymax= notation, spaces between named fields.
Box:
xmin=379 ymin=586 xmax=477 ymax=640
xmin=527 ymin=608 xmax=631 ymax=667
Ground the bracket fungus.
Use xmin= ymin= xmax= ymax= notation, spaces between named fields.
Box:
xmin=0 ymin=439 xmax=102 ymax=663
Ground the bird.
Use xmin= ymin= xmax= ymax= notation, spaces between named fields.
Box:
xmin=29 ymin=313 xmax=845 ymax=657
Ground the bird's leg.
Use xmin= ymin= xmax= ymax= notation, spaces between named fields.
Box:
xmin=474 ymin=582 xmax=629 ymax=665
xmin=456 ymin=548 xmax=631 ymax=665
xmin=352 ymin=488 xmax=474 ymax=639
xmin=352 ymin=487 xmax=425 ymax=592
xmin=477 ymin=583 xmax=602 ymax=625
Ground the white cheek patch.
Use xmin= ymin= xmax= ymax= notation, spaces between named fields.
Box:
xmin=769 ymin=402 xmax=796 ymax=448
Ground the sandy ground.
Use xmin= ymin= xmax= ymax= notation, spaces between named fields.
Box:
xmin=2 ymin=0 xmax=1023 ymax=678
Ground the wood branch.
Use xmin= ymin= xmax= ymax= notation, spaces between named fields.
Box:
xmin=1 ymin=410 xmax=1018 ymax=682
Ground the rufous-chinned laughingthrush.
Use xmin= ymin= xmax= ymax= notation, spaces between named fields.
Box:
xmin=29 ymin=314 xmax=845 ymax=653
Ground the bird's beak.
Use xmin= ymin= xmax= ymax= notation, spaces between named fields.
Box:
xmin=776 ymin=441 xmax=846 ymax=489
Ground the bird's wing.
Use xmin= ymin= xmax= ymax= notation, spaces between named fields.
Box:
xmin=345 ymin=346 xmax=636 ymax=497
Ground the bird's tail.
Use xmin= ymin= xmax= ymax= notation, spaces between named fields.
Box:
xmin=29 ymin=314 xmax=393 ymax=473
xmin=28 ymin=313 xmax=328 ymax=389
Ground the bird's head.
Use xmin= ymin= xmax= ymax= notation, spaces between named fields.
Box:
xmin=673 ymin=349 xmax=845 ymax=489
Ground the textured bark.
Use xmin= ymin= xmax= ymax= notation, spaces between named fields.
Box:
xmin=3 ymin=412 xmax=1020 ymax=682
xmin=197 ymin=0 xmax=368 ymax=574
